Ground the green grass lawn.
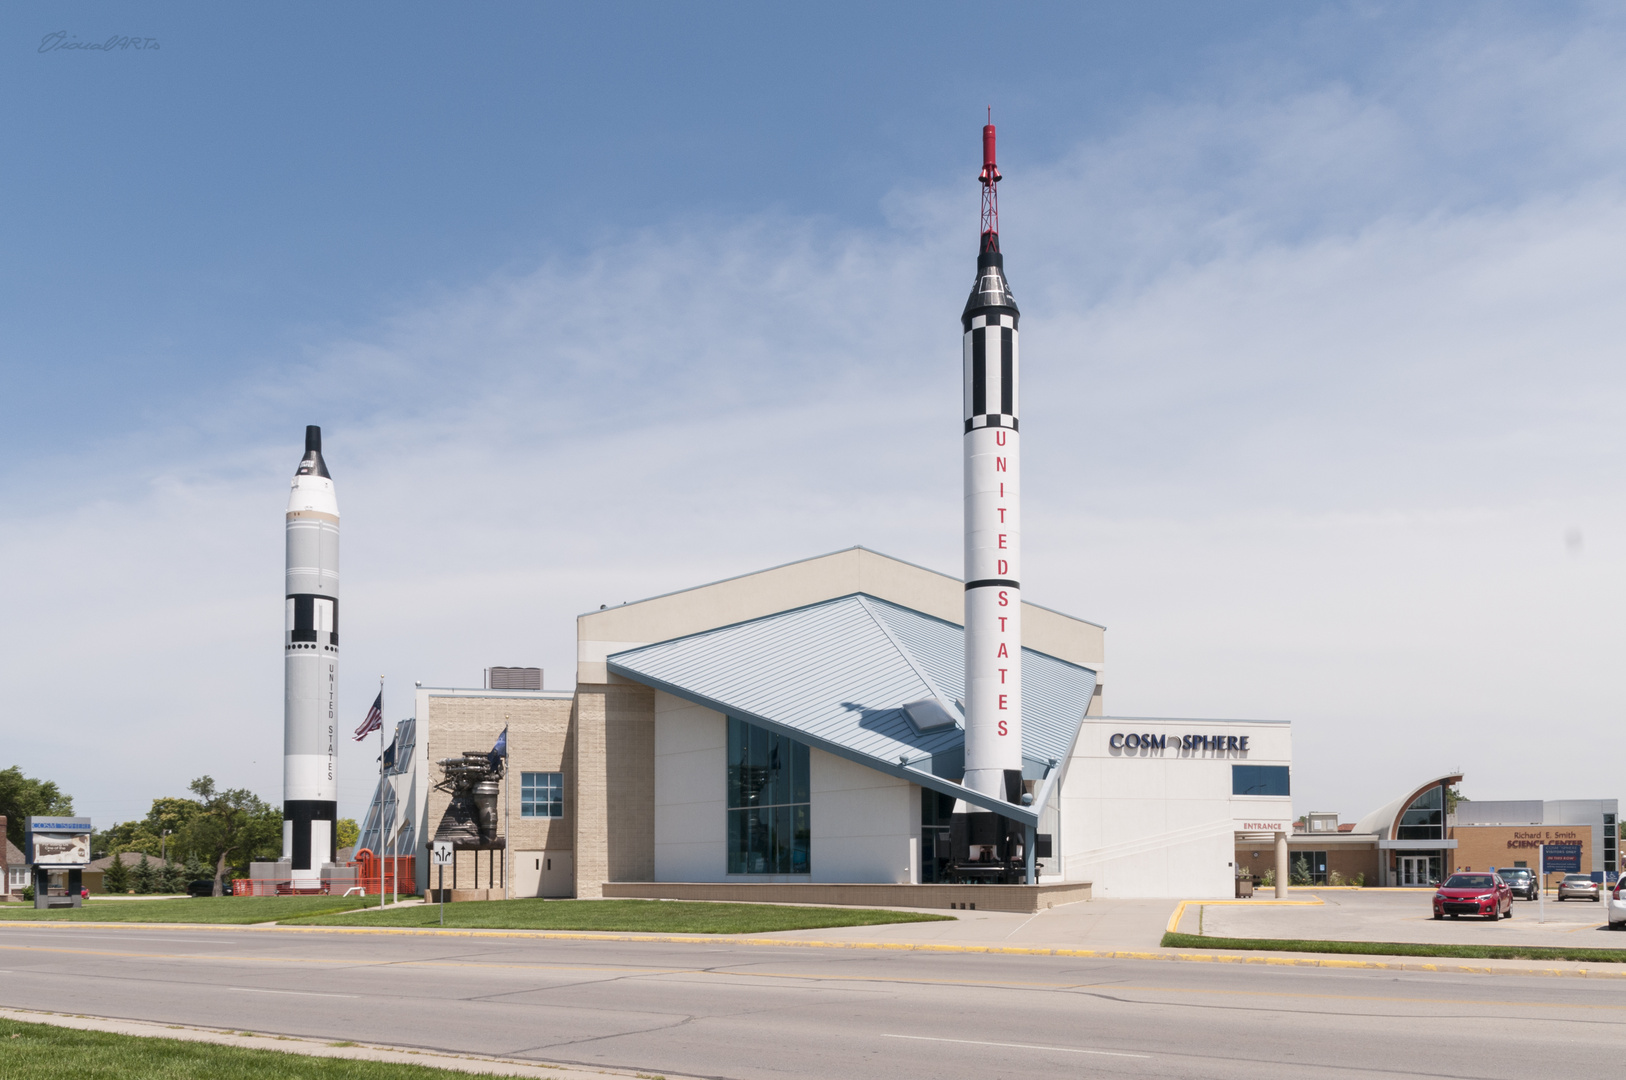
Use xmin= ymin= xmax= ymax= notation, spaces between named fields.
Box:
xmin=0 ymin=1017 xmax=503 ymax=1080
xmin=0 ymin=896 xmax=382 ymax=924
xmin=285 ymin=897 xmax=952 ymax=934
xmin=1161 ymin=930 xmax=1626 ymax=963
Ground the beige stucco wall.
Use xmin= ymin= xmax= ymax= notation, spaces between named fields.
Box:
xmin=652 ymin=690 xmax=728 ymax=882
xmin=576 ymin=547 xmax=1105 ymax=685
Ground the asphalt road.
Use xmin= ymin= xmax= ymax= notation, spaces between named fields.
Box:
xmin=3 ymin=924 xmax=1623 ymax=1079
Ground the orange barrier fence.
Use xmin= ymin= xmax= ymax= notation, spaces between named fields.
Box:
xmin=356 ymin=850 xmax=417 ymax=896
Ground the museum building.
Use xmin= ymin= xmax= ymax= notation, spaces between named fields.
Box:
xmin=365 ymin=547 xmax=1295 ymax=904
xmin=1235 ymin=772 xmax=1619 ymax=888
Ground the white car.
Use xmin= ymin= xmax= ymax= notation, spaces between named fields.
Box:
xmin=1608 ymin=879 xmax=1626 ymax=928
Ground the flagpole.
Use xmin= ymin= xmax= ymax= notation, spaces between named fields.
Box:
xmin=503 ymin=714 xmax=511 ymax=902
xmin=379 ymin=675 xmax=385 ymax=910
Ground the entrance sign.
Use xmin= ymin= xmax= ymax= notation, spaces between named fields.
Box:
xmin=1543 ymin=844 xmax=1582 ymax=873
xmin=27 ymin=818 xmax=91 ymax=866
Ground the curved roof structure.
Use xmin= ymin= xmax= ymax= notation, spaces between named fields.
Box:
xmin=607 ymin=593 xmax=1097 ymax=825
xmin=1354 ymin=772 xmax=1464 ymax=839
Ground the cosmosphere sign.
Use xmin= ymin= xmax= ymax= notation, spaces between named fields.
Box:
xmin=1110 ymin=733 xmax=1251 ymax=752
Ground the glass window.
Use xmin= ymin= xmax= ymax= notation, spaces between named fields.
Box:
xmin=1396 ymin=785 xmax=1443 ymax=840
xmin=1292 ymin=851 xmax=1328 ymax=885
xmin=727 ymin=717 xmax=811 ymax=875
xmin=520 ymin=772 xmax=563 ymax=818
xmin=1232 ymin=765 xmax=1290 ymax=797
xmin=920 ymin=789 xmax=956 ymax=883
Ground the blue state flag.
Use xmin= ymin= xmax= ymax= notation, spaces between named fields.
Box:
xmin=487 ymin=727 xmax=507 ymax=771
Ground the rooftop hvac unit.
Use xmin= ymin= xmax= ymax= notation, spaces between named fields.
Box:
xmin=486 ymin=666 xmax=542 ymax=690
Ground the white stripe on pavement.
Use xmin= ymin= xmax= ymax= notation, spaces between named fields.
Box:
xmin=882 ymin=1034 xmax=1150 ymax=1058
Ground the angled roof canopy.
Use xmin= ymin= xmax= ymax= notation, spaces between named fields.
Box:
xmin=607 ymin=593 xmax=1097 ymax=824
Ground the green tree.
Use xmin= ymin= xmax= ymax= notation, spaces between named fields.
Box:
xmin=95 ymin=820 xmax=160 ymax=857
xmin=1444 ymin=786 xmax=1467 ymax=814
xmin=1290 ymin=854 xmax=1312 ymax=886
xmin=131 ymin=854 xmax=156 ymax=894
xmin=183 ymin=852 xmax=206 ymax=882
xmin=336 ymin=818 xmax=360 ymax=851
xmin=102 ymin=853 xmax=131 ymax=894
xmin=0 ymin=766 xmax=74 ymax=850
xmin=179 ymin=777 xmax=282 ymax=896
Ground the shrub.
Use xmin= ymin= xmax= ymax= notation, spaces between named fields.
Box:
xmin=103 ymin=852 xmax=131 ymax=894
xmin=20 ymin=885 xmax=34 ymax=902
xmin=1291 ymin=855 xmax=1312 ymax=886
xmin=1260 ymin=868 xmax=1275 ymax=887
xmin=132 ymin=854 xmax=156 ymax=894
xmin=1351 ymin=872 xmax=1365 ymax=887
xmin=1328 ymin=869 xmax=1345 ymax=887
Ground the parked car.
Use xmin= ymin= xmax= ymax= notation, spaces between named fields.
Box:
xmin=1433 ymin=872 xmax=1512 ymax=920
xmin=185 ymin=880 xmax=215 ymax=898
xmin=1496 ymin=867 xmax=1538 ymax=900
xmin=1557 ymin=873 xmax=1601 ymax=901
xmin=1607 ymin=878 xmax=1626 ymax=928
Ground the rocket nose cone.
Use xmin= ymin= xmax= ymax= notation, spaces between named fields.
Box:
xmin=963 ymin=253 xmax=1018 ymax=321
xmin=295 ymin=426 xmax=331 ymax=479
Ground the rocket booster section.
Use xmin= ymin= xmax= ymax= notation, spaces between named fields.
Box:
xmin=284 ymin=425 xmax=339 ymax=882
xmin=962 ymin=122 xmax=1022 ymax=804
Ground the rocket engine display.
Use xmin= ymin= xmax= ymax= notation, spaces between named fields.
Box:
xmin=283 ymin=425 xmax=340 ymax=885
xmin=950 ymin=119 xmax=1029 ymax=881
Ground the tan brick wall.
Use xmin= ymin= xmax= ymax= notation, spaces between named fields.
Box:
xmin=1451 ymin=825 xmax=1588 ymax=886
xmin=573 ymin=680 xmax=655 ymax=897
xmin=423 ymin=693 xmax=574 ymax=892
xmin=1235 ymin=842 xmax=1380 ymax=885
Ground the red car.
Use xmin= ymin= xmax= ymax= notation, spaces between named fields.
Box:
xmin=1433 ymin=872 xmax=1513 ymax=920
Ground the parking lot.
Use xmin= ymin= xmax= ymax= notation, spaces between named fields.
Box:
xmin=1188 ymin=887 xmax=1620 ymax=948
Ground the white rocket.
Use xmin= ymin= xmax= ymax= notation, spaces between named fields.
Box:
xmin=962 ymin=122 xmax=1023 ymax=817
xmin=283 ymin=425 xmax=339 ymax=884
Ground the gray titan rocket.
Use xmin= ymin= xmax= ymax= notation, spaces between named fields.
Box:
xmin=956 ymin=120 xmax=1025 ymax=862
xmin=283 ymin=425 xmax=339 ymax=883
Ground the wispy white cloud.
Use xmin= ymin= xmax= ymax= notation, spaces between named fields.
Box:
xmin=9 ymin=12 xmax=1626 ymax=823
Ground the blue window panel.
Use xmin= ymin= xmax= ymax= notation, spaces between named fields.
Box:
xmin=1232 ymin=764 xmax=1290 ymax=797
xmin=520 ymin=772 xmax=564 ymax=818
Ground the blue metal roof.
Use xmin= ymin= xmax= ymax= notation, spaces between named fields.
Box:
xmin=606 ymin=594 xmax=1096 ymax=820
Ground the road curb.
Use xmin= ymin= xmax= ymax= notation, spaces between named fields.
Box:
xmin=5 ymin=917 xmax=1626 ymax=979
xmin=0 ymin=1006 xmax=690 ymax=1079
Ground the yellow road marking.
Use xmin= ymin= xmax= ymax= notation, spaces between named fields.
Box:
xmin=3 ymin=919 xmax=1625 ymax=981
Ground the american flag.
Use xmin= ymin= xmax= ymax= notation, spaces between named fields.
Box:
xmin=353 ymin=691 xmax=383 ymax=741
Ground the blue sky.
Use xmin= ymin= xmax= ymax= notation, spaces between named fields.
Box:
xmin=5 ymin=2 xmax=1624 ymax=825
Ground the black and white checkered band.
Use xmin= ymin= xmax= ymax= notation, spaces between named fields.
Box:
xmin=964 ymin=312 xmax=1019 ymax=427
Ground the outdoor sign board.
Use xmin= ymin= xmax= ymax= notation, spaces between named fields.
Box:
xmin=1543 ymin=843 xmax=1582 ymax=873
xmin=431 ymin=841 xmax=454 ymax=867
xmin=26 ymin=817 xmax=91 ymax=866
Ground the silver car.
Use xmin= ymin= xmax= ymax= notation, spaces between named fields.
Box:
xmin=1557 ymin=873 xmax=1601 ymax=901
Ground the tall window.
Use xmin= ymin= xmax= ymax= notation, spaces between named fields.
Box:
xmin=1397 ymin=785 xmax=1443 ymax=840
xmin=1607 ymin=813 xmax=1617 ymax=873
xmin=727 ymin=717 xmax=810 ymax=875
xmin=520 ymin=772 xmax=563 ymax=818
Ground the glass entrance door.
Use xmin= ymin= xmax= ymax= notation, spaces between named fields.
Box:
xmin=1399 ymin=855 xmax=1440 ymax=886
